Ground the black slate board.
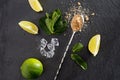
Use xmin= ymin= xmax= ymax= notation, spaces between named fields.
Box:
xmin=0 ymin=0 xmax=120 ymax=80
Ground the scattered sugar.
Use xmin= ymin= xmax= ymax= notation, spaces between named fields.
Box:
xmin=65 ymin=1 xmax=95 ymax=31
xmin=85 ymin=15 xmax=89 ymax=21
xmin=91 ymin=12 xmax=95 ymax=16
xmin=77 ymin=2 xmax=81 ymax=6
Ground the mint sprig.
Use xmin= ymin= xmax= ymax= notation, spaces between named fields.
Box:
xmin=39 ymin=9 xmax=67 ymax=35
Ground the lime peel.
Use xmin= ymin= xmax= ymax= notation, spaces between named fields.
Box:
xmin=20 ymin=58 xmax=43 ymax=79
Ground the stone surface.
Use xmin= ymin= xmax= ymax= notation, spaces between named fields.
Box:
xmin=0 ymin=0 xmax=120 ymax=80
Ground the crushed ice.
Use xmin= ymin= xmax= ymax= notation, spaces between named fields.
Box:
xmin=39 ymin=38 xmax=59 ymax=58
xmin=40 ymin=38 xmax=48 ymax=49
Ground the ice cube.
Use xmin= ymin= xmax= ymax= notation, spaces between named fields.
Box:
xmin=39 ymin=38 xmax=58 ymax=58
xmin=40 ymin=49 xmax=47 ymax=57
xmin=40 ymin=38 xmax=48 ymax=49
xmin=51 ymin=38 xmax=59 ymax=46
xmin=46 ymin=50 xmax=55 ymax=58
xmin=47 ymin=43 xmax=55 ymax=51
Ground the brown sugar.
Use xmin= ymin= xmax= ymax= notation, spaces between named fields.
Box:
xmin=77 ymin=2 xmax=81 ymax=6
xmin=91 ymin=12 xmax=95 ymax=16
xmin=71 ymin=14 xmax=84 ymax=32
xmin=85 ymin=15 xmax=89 ymax=21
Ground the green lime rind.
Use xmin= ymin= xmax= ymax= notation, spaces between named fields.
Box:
xmin=20 ymin=58 xmax=43 ymax=79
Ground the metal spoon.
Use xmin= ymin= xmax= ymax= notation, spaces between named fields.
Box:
xmin=54 ymin=14 xmax=84 ymax=80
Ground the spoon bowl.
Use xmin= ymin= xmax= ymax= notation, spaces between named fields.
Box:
xmin=71 ymin=14 xmax=84 ymax=32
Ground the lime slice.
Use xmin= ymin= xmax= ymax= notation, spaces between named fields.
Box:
xmin=20 ymin=58 xmax=43 ymax=79
xmin=18 ymin=21 xmax=39 ymax=34
xmin=28 ymin=0 xmax=43 ymax=12
xmin=88 ymin=34 xmax=101 ymax=56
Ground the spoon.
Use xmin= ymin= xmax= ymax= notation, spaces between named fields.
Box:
xmin=54 ymin=14 xmax=84 ymax=80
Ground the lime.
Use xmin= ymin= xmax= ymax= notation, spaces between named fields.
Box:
xmin=18 ymin=21 xmax=39 ymax=35
xmin=28 ymin=0 xmax=43 ymax=12
xmin=88 ymin=34 xmax=101 ymax=56
xmin=20 ymin=58 xmax=43 ymax=79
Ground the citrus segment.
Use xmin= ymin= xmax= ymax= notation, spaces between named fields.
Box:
xmin=88 ymin=34 xmax=101 ymax=56
xmin=18 ymin=21 xmax=38 ymax=34
xmin=28 ymin=0 xmax=43 ymax=12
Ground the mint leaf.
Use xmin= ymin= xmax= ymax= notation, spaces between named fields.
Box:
xmin=54 ymin=20 xmax=67 ymax=34
xmin=39 ymin=17 xmax=51 ymax=35
xmin=45 ymin=18 xmax=54 ymax=33
xmin=71 ymin=54 xmax=87 ymax=70
xmin=72 ymin=43 xmax=84 ymax=53
xmin=52 ymin=11 xmax=61 ymax=24
xmin=54 ymin=9 xmax=62 ymax=16
xmin=46 ymin=13 xmax=50 ymax=18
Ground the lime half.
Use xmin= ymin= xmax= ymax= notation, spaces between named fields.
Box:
xmin=18 ymin=21 xmax=39 ymax=35
xmin=20 ymin=58 xmax=43 ymax=79
xmin=88 ymin=34 xmax=101 ymax=56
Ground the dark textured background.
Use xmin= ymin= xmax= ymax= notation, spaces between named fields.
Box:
xmin=0 ymin=0 xmax=120 ymax=80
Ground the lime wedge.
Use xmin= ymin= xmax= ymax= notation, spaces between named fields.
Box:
xmin=88 ymin=34 xmax=101 ymax=56
xmin=28 ymin=0 xmax=43 ymax=12
xmin=18 ymin=21 xmax=39 ymax=35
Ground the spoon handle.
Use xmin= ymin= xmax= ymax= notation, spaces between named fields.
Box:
xmin=54 ymin=32 xmax=76 ymax=80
